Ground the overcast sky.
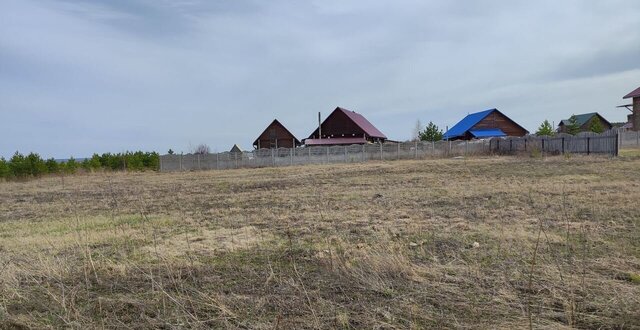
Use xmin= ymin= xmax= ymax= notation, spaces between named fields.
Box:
xmin=1 ymin=0 xmax=639 ymax=158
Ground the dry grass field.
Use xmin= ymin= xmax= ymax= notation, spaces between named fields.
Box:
xmin=1 ymin=156 xmax=639 ymax=329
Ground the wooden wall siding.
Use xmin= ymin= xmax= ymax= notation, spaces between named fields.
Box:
xmin=255 ymin=122 xmax=298 ymax=149
xmin=472 ymin=112 xmax=528 ymax=137
xmin=309 ymin=110 xmax=367 ymax=139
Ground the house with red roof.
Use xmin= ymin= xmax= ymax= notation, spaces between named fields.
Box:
xmin=621 ymin=86 xmax=640 ymax=131
xmin=304 ymin=107 xmax=387 ymax=146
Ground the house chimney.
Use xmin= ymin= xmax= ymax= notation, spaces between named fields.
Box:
xmin=318 ymin=112 xmax=322 ymax=139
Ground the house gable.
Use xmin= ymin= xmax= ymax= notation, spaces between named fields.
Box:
xmin=253 ymin=119 xmax=300 ymax=149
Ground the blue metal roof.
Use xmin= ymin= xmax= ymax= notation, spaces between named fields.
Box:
xmin=469 ymin=128 xmax=506 ymax=138
xmin=443 ymin=109 xmax=496 ymax=139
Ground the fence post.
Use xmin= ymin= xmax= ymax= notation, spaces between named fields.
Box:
xmin=290 ymin=148 xmax=293 ymax=166
xmin=432 ymin=141 xmax=435 ymax=157
xmin=179 ymin=153 xmax=183 ymax=171
xmin=524 ymin=139 xmax=527 ymax=152
xmin=509 ymin=139 xmax=512 ymax=153
xmin=397 ymin=143 xmax=400 ymax=160
xmin=197 ymin=154 xmax=201 ymax=170
xmin=326 ymin=147 xmax=329 ymax=164
xmin=587 ymin=137 xmax=590 ymax=155
xmin=236 ymin=152 xmax=239 ymax=168
xmin=362 ymin=144 xmax=366 ymax=162
xmin=271 ymin=149 xmax=275 ymax=166
xmin=344 ymin=146 xmax=348 ymax=163
xmin=562 ymin=137 xmax=565 ymax=154
xmin=216 ymin=153 xmax=219 ymax=170
xmin=159 ymin=156 xmax=163 ymax=172
xmin=615 ymin=133 xmax=619 ymax=156
xmin=465 ymin=140 xmax=468 ymax=156
xmin=415 ymin=140 xmax=418 ymax=159
xmin=380 ymin=143 xmax=383 ymax=161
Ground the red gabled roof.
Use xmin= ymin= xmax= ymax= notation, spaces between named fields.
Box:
xmin=335 ymin=107 xmax=387 ymax=139
xmin=623 ymin=86 xmax=640 ymax=99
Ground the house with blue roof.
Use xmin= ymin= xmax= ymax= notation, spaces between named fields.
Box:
xmin=443 ymin=109 xmax=529 ymax=140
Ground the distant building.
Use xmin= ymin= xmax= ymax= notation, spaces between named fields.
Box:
xmin=620 ymin=86 xmax=640 ymax=131
xmin=230 ymin=144 xmax=242 ymax=153
xmin=443 ymin=108 xmax=528 ymax=140
xmin=305 ymin=107 xmax=387 ymax=146
xmin=253 ymin=119 xmax=301 ymax=149
xmin=557 ymin=112 xmax=612 ymax=134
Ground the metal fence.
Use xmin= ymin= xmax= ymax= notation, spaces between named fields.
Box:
xmin=160 ymin=131 xmax=629 ymax=172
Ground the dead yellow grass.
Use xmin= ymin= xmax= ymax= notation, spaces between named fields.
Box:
xmin=0 ymin=156 xmax=639 ymax=328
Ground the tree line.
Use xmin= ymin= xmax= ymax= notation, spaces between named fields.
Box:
xmin=0 ymin=151 xmax=159 ymax=180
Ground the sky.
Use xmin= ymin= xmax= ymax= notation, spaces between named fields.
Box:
xmin=1 ymin=0 xmax=639 ymax=158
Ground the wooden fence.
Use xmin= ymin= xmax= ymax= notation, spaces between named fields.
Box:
xmin=490 ymin=132 xmax=618 ymax=156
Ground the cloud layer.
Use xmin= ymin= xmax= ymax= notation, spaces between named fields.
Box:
xmin=1 ymin=0 xmax=639 ymax=158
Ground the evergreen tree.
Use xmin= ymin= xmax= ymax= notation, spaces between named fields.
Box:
xmin=45 ymin=158 xmax=59 ymax=174
xmin=89 ymin=154 xmax=102 ymax=170
xmin=565 ymin=115 xmax=580 ymax=135
xmin=9 ymin=152 xmax=30 ymax=178
xmin=0 ymin=157 xmax=10 ymax=179
xmin=81 ymin=158 xmax=91 ymax=171
xmin=64 ymin=157 xmax=78 ymax=174
xmin=168 ymin=149 xmax=174 ymax=155
xmin=589 ymin=118 xmax=604 ymax=134
xmin=26 ymin=152 xmax=47 ymax=177
xmin=419 ymin=121 xmax=444 ymax=142
xmin=535 ymin=119 xmax=554 ymax=136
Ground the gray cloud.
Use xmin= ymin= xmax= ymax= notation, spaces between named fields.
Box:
xmin=1 ymin=0 xmax=639 ymax=158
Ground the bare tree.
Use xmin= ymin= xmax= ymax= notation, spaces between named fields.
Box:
xmin=192 ymin=144 xmax=210 ymax=155
xmin=411 ymin=119 xmax=422 ymax=141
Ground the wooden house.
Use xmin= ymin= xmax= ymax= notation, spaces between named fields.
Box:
xmin=557 ymin=112 xmax=612 ymax=134
xmin=253 ymin=119 xmax=301 ymax=149
xmin=443 ymin=108 xmax=528 ymax=140
xmin=230 ymin=144 xmax=242 ymax=153
xmin=305 ymin=107 xmax=387 ymax=146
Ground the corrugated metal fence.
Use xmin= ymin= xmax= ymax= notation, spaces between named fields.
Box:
xmin=160 ymin=130 xmax=628 ymax=172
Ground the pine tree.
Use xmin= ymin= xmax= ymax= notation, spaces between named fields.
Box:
xmin=9 ymin=152 xmax=29 ymax=178
xmin=45 ymin=158 xmax=59 ymax=174
xmin=419 ymin=122 xmax=444 ymax=142
xmin=0 ymin=157 xmax=10 ymax=179
xmin=589 ymin=118 xmax=604 ymax=134
xmin=64 ymin=157 xmax=78 ymax=174
xmin=565 ymin=115 xmax=580 ymax=135
xmin=535 ymin=119 xmax=554 ymax=136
